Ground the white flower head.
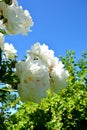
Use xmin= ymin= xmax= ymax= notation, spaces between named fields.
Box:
xmin=4 ymin=43 xmax=17 ymax=59
xmin=0 ymin=32 xmax=4 ymax=50
xmin=16 ymin=57 xmax=50 ymax=103
xmin=0 ymin=0 xmax=33 ymax=35
xmin=16 ymin=43 xmax=69 ymax=103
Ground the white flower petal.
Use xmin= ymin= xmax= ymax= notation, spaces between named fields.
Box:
xmin=50 ymin=62 xmax=69 ymax=93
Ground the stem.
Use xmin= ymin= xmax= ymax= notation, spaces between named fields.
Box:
xmin=0 ymin=48 xmax=2 ymax=65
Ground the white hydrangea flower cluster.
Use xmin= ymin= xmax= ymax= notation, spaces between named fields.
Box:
xmin=16 ymin=43 xmax=69 ymax=103
xmin=0 ymin=0 xmax=33 ymax=35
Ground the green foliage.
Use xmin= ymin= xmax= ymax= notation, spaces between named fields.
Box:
xmin=0 ymin=49 xmax=19 ymax=129
xmin=4 ymin=50 xmax=87 ymax=130
xmin=0 ymin=49 xmax=18 ymax=88
xmin=0 ymin=29 xmax=7 ymax=35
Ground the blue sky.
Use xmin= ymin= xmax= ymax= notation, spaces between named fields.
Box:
xmin=5 ymin=0 xmax=87 ymax=60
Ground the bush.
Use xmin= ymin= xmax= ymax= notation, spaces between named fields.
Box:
xmin=5 ymin=51 xmax=87 ymax=130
